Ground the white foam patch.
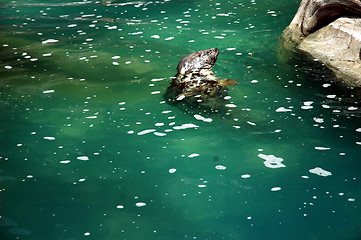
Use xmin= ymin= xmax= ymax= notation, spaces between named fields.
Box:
xmin=151 ymin=78 xmax=164 ymax=82
xmin=188 ymin=153 xmax=200 ymax=158
xmin=154 ymin=132 xmax=167 ymax=136
xmin=271 ymin=187 xmax=282 ymax=191
xmin=176 ymin=95 xmax=186 ymax=101
xmin=77 ymin=156 xmax=89 ymax=161
xmin=247 ymin=121 xmax=256 ymax=126
xmin=173 ymin=123 xmax=199 ymax=130
xmin=43 ymin=89 xmax=55 ymax=94
xmin=276 ymin=107 xmax=292 ymax=112
xmin=137 ymin=129 xmax=156 ymax=135
xmin=313 ymin=117 xmax=324 ymax=123
xmin=309 ymin=167 xmax=332 ymax=177
xmin=315 ymin=147 xmax=330 ymax=150
xmin=258 ymin=154 xmax=286 ymax=168
xmin=215 ymin=165 xmax=226 ymax=170
xmin=135 ymin=202 xmax=146 ymax=207
xmin=225 ymin=104 xmax=237 ymax=108
xmin=194 ymin=114 xmax=213 ymax=122
xmin=42 ymin=39 xmax=59 ymax=44
xmin=44 ymin=136 xmax=56 ymax=140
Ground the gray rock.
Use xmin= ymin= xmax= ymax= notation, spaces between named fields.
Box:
xmin=281 ymin=0 xmax=361 ymax=87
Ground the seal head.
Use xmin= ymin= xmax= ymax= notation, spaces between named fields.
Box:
xmin=164 ymin=48 xmax=237 ymax=113
xmin=177 ymin=48 xmax=219 ymax=75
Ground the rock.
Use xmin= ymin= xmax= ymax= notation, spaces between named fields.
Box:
xmin=281 ymin=0 xmax=361 ymax=88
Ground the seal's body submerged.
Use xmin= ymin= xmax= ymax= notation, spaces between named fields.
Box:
xmin=164 ymin=48 xmax=237 ymax=111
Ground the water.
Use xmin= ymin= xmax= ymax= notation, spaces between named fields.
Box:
xmin=1 ymin=0 xmax=361 ymax=239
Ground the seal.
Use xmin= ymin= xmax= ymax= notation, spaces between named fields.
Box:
xmin=164 ymin=48 xmax=237 ymax=109
xmin=282 ymin=0 xmax=361 ymax=47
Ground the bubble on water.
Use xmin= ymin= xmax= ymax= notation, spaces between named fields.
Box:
xmin=309 ymin=167 xmax=332 ymax=177
xmin=43 ymin=90 xmax=55 ymax=94
xmin=348 ymin=106 xmax=358 ymax=111
xmin=276 ymin=107 xmax=292 ymax=112
xmin=194 ymin=114 xmax=212 ymax=122
xmin=154 ymin=132 xmax=167 ymax=136
xmin=116 ymin=205 xmax=124 ymax=209
xmin=313 ymin=117 xmax=324 ymax=123
xmin=215 ymin=165 xmax=226 ymax=170
xmin=225 ymin=104 xmax=237 ymax=108
xmin=151 ymin=35 xmax=160 ymax=39
xmin=241 ymin=174 xmax=251 ymax=178
xmin=84 ymin=232 xmax=90 ymax=236
xmin=271 ymin=187 xmax=281 ymax=191
xmin=4 ymin=65 xmax=12 ymax=69
xmin=188 ymin=153 xmax=200 ymax=158
xmin=258 ymin=154 xmax=285 ymax=168
xmin=44 ymin=137 xmax=56 ymax=140
xmin=247 ymin=121 xmax=256 ymax=126
xmin=112 ymin=62 xmax=120 ymax=65
xmin=112 ymin=56 xmax=121 ymax=59
xmin=169 ymin=168 xmax=177 ymax=173
xmin=176 ymin=95 xmax=186 ymax=101
xmin=165 ymin=37 xmax=174 ymax=40
xmin=60 ymin=160 xmax=71 ymax=164
xmin=68 ymin=24 xmax=77 ymax=28
xmin=314 ymin=147 xmax=330 ymax=150
xmin=173 ymin=123 xmax=199 ymax=130
xmin=77 ymin=156 xmax=89 ymax=161
xmin=42 ymin=39 xmax=59 ymax=44
xmin=137 ymin=129 xmax=156 ymax=135
xmin=135 ymin=202 xmax=146 ymax=207
xmin=151 ymin=91 xmax=161 ymax=95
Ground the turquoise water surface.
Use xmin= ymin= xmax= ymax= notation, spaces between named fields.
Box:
xmin=1 ymin=0 xmax=361 ymax=239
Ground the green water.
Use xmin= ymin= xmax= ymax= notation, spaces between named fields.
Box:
xmin=1 ymin=0 xmax=361 ymax=239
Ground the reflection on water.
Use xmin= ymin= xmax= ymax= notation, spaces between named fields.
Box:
xmin=1 ymin=0 xmax=361 ymax=239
